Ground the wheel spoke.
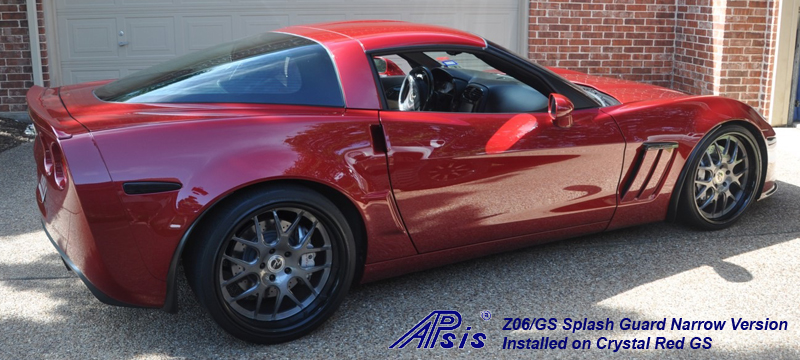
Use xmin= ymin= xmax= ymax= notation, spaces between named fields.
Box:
xmin=286 ymin=211 xmax=304 ymax=240
xmin=222 ymin=270 xmax=251 ymax=286
xmin=230 ymin=285 xmax=259 ymax=303
xmin=298 ymin=221 xmax=318 ymax=249
xmin=723 ymin=137 xmax=731 ymax=156
xmin=732 ymin=170 xmax=745 ymax=185
xmin=304 ymin=245 xmax=331 ymax=253
xmin=231 ymin=236 xmax=257 ymax=248
xmin=285 ymin=290 xmax=302 ymax=307
xmin=695 ymin=185 xmax=710 ymax=200
xmin=223 ymin=254 xmax=255 ymax=269
xmin=714 ymin=143 xmax=723 ymax=165
xmin=701 ymin=152 xmax=714 ymax=168
xmin=699 ymin=192 xmax=715 ymax=210
xmin=272 ymin=210 xmax=282 ymax=234
xmin=300 ymin=276 xmax=319 ymax=296
xmin=303 ymin=264 xmax=331 ymax=274
xmin=729 ymin=141 xmax=739 ymax=164
xmin=721 ymin=191 xmax=728 ymax=211
xmin=272 ymin=288 xmax=283 ymax=319
xmin=732 ymin=156 xmax=744 ymax=167
xmin=253 ymin=215 xmax=264 ymax=244
xmin=695 ymin=178 xmax=712 ymax=186
xmin=254 ymin=289 xmax=264 ymax=317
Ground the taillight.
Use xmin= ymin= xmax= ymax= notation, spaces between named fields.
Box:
xmin=49 ymin=142 xmax=66 ymax=190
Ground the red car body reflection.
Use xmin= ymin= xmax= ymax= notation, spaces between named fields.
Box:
xmin=28 ymin=20 xmax=777 ymax=311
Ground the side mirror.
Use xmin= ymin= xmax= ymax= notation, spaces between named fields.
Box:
xmin=373 ymin=57 xmax=388 ymax=74
xmin=374 ymin=56 xmax=405 ymax=77
xmin=548 ymin=93 xmax=574 ymax=128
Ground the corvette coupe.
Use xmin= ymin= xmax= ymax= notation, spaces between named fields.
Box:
xmin=28 ymin=20 xmax=777 ymax=344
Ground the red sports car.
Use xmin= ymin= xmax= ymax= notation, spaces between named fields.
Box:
xmin=28 ymin=20 xmax=777 ymax=344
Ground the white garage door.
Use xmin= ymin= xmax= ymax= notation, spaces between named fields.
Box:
xmin=52 ymin=0 xmax=525 ymax=86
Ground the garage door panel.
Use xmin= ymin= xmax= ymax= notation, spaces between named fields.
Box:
xmin=123 ymin=66 xmax=149 ymax=76
xmin=124 ymin=17 xmax=177 ymax=58
xmin=177 ymin=0 xmax=233 ymax=3
xmin=64 ymin=69 xmax=121 ymax=85
xmin=119 ymin=0 xmax=177 ymax=5
xmin=408 ymin=13 xmax=458 ymax=29
xmin=239 ymin=15 xmax=291 ymax=38
xmin=460 ymin=13 xmax=518 ymax=49
xmin=59 ymin=17 xmax=119 ymax=60
xmin=58 ymin=0 xmax=116 ymax=8
xmin=54 ymin=1 xmax=523 ymax=86
xmin=183 ymin=16 xmax=234 ymax=51
xmin=348 ymin=12 xmax=406 ymax=21
xmin=293 ymin=13 xmax=348 ymax=25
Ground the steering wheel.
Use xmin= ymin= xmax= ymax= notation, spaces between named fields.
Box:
xmin=398 ymin=66 xmax=433 ymax=111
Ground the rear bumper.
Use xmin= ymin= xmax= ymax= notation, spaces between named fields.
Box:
xmin=30 ymin=87 xmax=168 ymax=309
xmin=42 ymin=220 xmax=138 ymax=308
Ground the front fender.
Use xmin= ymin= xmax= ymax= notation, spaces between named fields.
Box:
xmin=602 ymin=96 xmax=775 ymax=229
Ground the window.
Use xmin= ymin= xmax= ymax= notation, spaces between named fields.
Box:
xmin=95 ymin=32 xmax=344 ymax=107
xmin=372 ymin=50 xmax=551 ymax=113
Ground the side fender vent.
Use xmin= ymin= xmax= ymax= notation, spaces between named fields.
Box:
xmin=123 ymin=181 xmax=182 ymax=195
xmin=619 ymin=142 xmax=678 ymax=203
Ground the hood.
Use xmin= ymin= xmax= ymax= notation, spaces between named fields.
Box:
xmin=548 ymin=67 xmax=686 ymax=104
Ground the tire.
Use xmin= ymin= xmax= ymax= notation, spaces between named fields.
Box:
xmin=678 ymin=125 xmax=762 ymax=230
xmin=185 ymin=186 xmax=356 ymax=344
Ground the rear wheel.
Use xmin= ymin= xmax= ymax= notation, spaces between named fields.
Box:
xmin=185 ymin=186 xmax=356 ymax=344
xmin=679 ymin=125 xmax=762 ymax=230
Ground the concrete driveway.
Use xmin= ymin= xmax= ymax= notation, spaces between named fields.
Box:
xmin=1 ymin=128 xmax=798 ymax=359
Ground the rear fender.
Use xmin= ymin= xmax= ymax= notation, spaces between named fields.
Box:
xmin=90 ymin=109 xmax=416 ymax=309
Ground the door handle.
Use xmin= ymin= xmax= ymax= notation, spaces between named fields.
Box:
xmin=118 ymin=41 xmax=129 ymax=46
xmin=369 ymin=124 xmax=387 ymax=154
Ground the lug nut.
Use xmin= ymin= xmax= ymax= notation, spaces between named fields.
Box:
xmin=284 ymin=252 xmax=291 ymax=257
xmin=285 ymin=268 xmax=292 ymax=274
xmin=269 ymin=249 xmax=275 ymax=254
xmin=260 ymin=263 xmax=266 ymax=269
xmin=269 ymin=274 xmax=276 ymax=281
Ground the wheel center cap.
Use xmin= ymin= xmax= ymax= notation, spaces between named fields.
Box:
xmin=714 ymin=170 xmax=725 ymax=184
xmin=266 ymin=254 xmax=285 ymax=273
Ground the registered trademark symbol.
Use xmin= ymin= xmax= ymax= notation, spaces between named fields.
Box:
xmin=480 ymin=310 xmax=491 ymax=321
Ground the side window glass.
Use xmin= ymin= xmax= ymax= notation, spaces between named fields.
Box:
xmin=373 ymin=50 xmax=549 ymax=113
xmin=96 ymin=33 xmax=344 ymax=107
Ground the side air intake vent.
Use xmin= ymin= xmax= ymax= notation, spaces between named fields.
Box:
xmin=619 ymin=142 xmax=678 ymax=203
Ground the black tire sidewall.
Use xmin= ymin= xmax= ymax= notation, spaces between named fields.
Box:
xmin=679 ymin=125 xmax=762 ymax=230
xmin=189 ymin=186 xmax=356 ymax=344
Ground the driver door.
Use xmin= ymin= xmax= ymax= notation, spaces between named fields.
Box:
xmin=375 ymin=51 xmax=627 ymax=253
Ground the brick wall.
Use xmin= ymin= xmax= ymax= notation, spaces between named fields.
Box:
xmin=0 ymin=0 xmax=48 ymax=113
xmin=528 ymin=0 xmax=677 ymax=88
xmin=672 ymin=0 xmax=715 ymax=96
xmin=672 ymin=0 xmax=779 ymax=112
xmin=758 ymin=0 xmax=779 ymax=120
xmin=530 ymin=0 xmax=780 ymax=117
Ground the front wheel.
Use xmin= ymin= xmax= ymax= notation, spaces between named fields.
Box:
xmin=185 ymin=186 xmax=356 ymax=344
xmin=678 ymin=125 xmax=762 ymax=230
